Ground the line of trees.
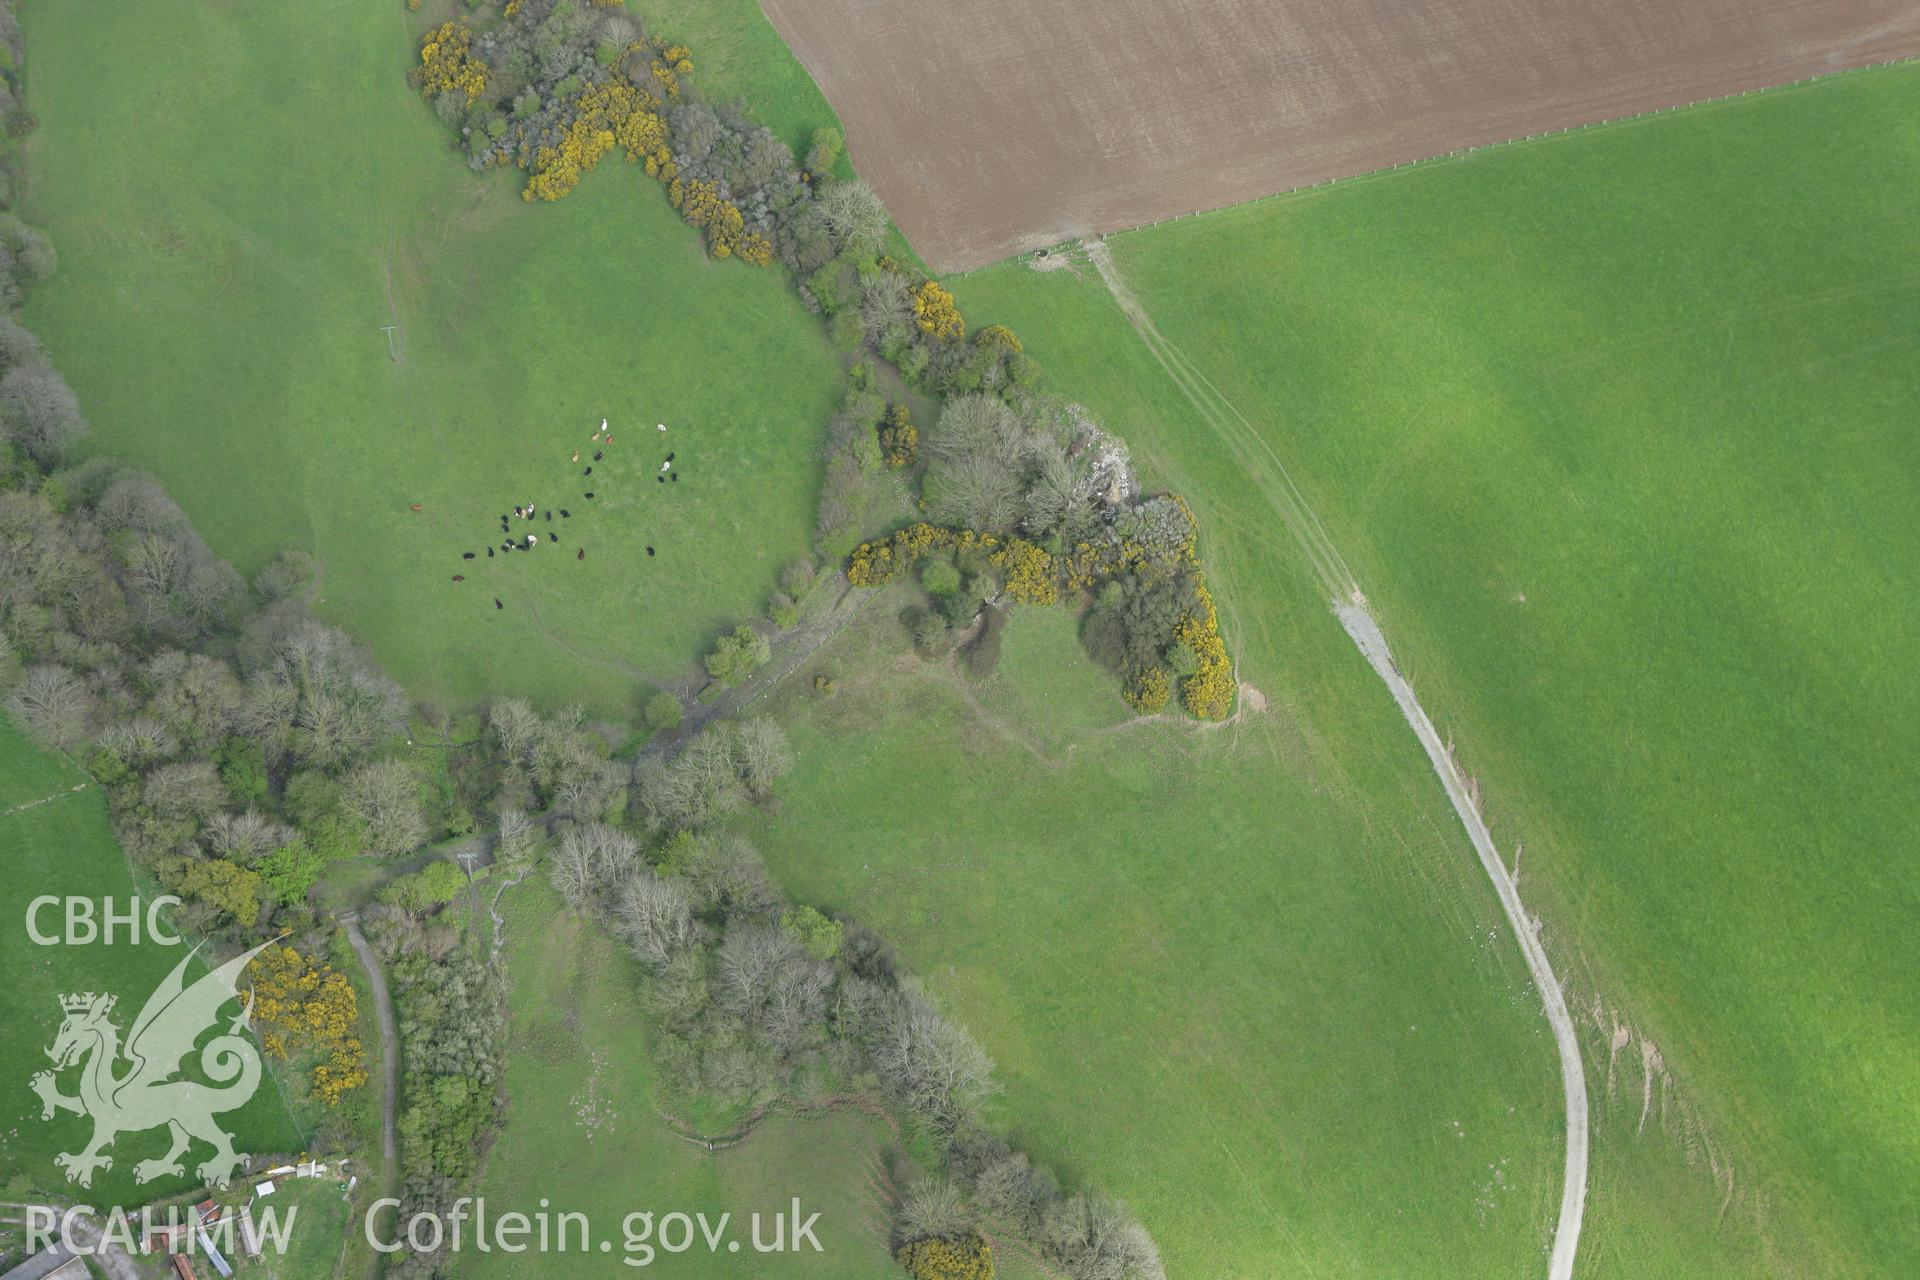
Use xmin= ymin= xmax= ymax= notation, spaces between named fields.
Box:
xmin=0 ymin=451 xmax=435 ymax=914
xmin=0 ymin=6 xmax=527 ymax=1218
xmin=399 ymin=9 xmax=1177 ymax=1276
xmin=5 ymin=2 xmax=1200 ymax=1272
xmin=5 ymin=383 xmax=533 ymax=1262
xmin=0 ymin=453 xmax=422 ymax=1098
xmin=362 ymin=909 xmax=505 ymax=1280
xmin=0 ymin=15 xmax=425 ymax=1226
xmin=411 ymin=3 xmax=1233 ymax=721
xmin=550 ymin=715 xmax=1165 ymax=1280
xmin=0 ymin=30 xmax=406 ymax=1140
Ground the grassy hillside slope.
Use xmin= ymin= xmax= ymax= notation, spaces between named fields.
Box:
xmin=947 ymin=64 xmax=1920 ymax=1274
xmin=746 ymin=595 xmax=1569 ymax=1277
xmin=20 ymin=0 xmax=844 ymax=714
xmin=0 ymin=719 xmax=305 ymax=1208
xmin=464 ymin=885 xmax=911 ymax=1280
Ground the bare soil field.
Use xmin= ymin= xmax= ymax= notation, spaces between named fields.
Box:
xmin=760 ymin=0 xmax=1920 ymax=270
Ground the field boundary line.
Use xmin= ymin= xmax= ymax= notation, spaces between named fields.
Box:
xmin=947 ymin=57 xmax=1920 ymax=278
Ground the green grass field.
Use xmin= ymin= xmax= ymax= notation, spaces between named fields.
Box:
xmin=19 ymin=0 xmax=846 ymax=715
xmin=943 ymin=64 xmax=1920 ymax=1275
xmin=636 ymin=0 xmax=844 ymax=157
xmin=744 ymin=596 xmax=1567 ymax=1277
xmin=0 ymin=719 xmax=305 ymax=1209
xmin=462 ymin=883 xmax=908 ymax=1279
xmin=250 ymin=1177 xmax=356 ymax=1280
xmin=17 ymin=0 xmax=1910 ymax=1276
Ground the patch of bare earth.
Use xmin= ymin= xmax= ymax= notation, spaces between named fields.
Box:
xmin=759 ymin=0 xmax=1920 ymax=270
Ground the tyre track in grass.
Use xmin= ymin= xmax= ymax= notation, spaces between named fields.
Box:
xmin=1085 ymin=238 xmax=1588 ymax=1279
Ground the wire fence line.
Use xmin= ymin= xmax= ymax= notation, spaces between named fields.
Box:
xmin=944 ymin=56 xmax=1918 ymax=276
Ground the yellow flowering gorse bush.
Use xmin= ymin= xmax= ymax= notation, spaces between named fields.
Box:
xmin=897 ymin=1233 xmax=995 ymax=1280
xmin=524 ymin=81 xmax=665 ymax=202
xmin=912 ymin=280 xmax=964 ymax=341
xmin=247 ymin=945 xmax=370 ymax=1106
xmin=418 ymin=22 xmax=487 ymax=107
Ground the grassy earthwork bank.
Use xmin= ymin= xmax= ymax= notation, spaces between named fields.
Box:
xmin=20 ymin=0 xmax=846 ymax=715
xmin=945 ymin=63 xmax=1920 ymax=1275
xmin=0 ymin=719 xmax=305 ymax=1209
xmin=17 ymin=2 xmax=1908 ymax=1279
xmin=747 ymin=594 xmax=1568 ymax=1277
xmin=15 ymin=1 xmax=1578 ymax=1275
xmin=461 ymin=883 xmax=912 ymax=1280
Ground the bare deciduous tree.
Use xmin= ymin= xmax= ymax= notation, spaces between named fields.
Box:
xmin=142 ymin=760 xmax=226 ymax=822
xmin=493 ymin=807 xmax=539 ymax=872
xmin=202 ymin=809 xmax=294 ymax=865
xmin=613 ymin=871 xmax=702 ymax=968
xmin=95 ymin=715 xmax=176 ymax=768
xmin=343 ymin=759 xmax=428 ymax=856
xmin=0 ymin=314 xmax=43 ymax=369
xmin=7 ymin=663 xmax=93 ymax=748
xmin=926 ymin=454 xmax=1023 ymax=532
xmin=928 ymin=393 xmax=1026 ymax=467
xmin=729 ymin=717 xmax=791 ymax=795
xmin=252 ymin=548 xmax=319 ymax=603
xmin=548 ymin=822 xmax=640 ymax=910
xmin=94 ymin=473 xmax=187 ymax=536
xmin=1042 ymin=1194 xmax=1166 ymax=1280
xmin=142 ymin=651 xmax=244 ymax=751
xmin=821 ymin=179 xmax=888 ymax=256
xmin=971 ymin=1151 xmax=1055 ymax=1234
xmin=894 ymin=1175 xmax=969 ymax=1245
xmin=869 ymin=995 xmax=997 ymax=1132
xmin=488 ymin=696 xmax=542 ymax=768
xmin=0 ymin=362 xmax=86 ymax=464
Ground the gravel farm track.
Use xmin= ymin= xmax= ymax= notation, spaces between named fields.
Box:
xmin=761 ymin=0 xmax=1920 ymax=270
xmin=1083 ymin=236 xmax=1592 ymax=1277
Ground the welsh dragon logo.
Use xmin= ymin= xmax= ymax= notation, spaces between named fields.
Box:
xmin=30 ymin=940 xmax=272 ymax=1189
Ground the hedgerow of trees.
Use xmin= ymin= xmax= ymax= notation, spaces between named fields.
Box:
xmin=0 ymin=3 xmax=376 ymax=1198
xmin=4 ymin=408 xmax=536 ymax=1268
xmin=547 ymin=709 xmax=1164 ymax=1280
xmin=413 ymin=1 xmax=1231 ymax=722
xmin=0 ymin=10 xmax=1181 ymax=1279
xmin=4 ymin=336 xmax=1158 ymax=1274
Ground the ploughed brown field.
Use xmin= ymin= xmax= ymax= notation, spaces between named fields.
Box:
xmin=761 ymin=0 xmax=1920 ymax=270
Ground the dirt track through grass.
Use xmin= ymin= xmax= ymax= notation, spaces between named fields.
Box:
xmin=0 ymin=783 xmax=89 ymax=820
xmin=1338 ymin=605 xmax=1589 ymax=1280
xmin=1088 ymin=239 xmax=1589 ymax=1279
xmin=1084 ymin=241 xmax=1357 ymax=602
xmin=339 ymin=917 xmax=397 ymax=1164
